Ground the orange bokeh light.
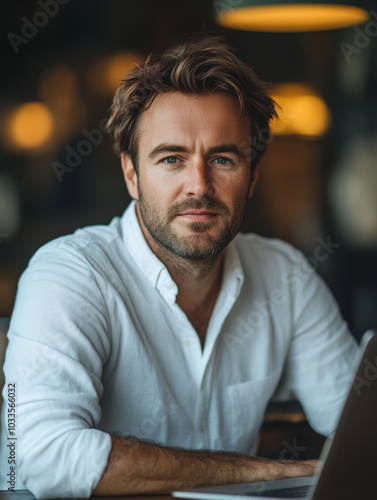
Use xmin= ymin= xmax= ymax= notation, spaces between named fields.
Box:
xmin=270 ymin=84 xmax=331 ymax=137
xmin=2 ymin=102 xmax=54 ymax=151
xmin=87 ymin=51 xmax=144 ymax=97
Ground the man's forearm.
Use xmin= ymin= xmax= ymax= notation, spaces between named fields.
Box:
xmin=93 ymin=435 xmax=319 ymax=496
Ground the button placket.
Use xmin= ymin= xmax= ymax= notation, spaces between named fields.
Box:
xmin=194 ymin=378 xmax=210 ymax=447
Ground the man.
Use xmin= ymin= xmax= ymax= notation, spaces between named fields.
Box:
xmin=0 ymin=36 xmax=357 ymax=498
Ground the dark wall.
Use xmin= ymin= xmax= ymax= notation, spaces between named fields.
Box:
xmin=1 ymin=0 xmax=377 ymax=339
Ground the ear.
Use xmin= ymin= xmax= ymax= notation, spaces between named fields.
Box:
xmin=121 ymin=153 xmax=138 ymax=200
xmin=248 ymin=165 xmax=259 ymax=199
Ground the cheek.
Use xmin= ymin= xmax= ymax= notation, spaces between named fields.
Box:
xmin=214 ymin=173 xmax=250 ymax=201
xmin=139 ymin=171 xmax=181 ymax=203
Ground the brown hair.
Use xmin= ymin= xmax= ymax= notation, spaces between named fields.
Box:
xmin=107 ymin=35 xmax=277 ymax=172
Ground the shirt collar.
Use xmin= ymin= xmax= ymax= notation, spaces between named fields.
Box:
xmin=120 ymin=200 xmax=244 ymax=300
xmin=121 ymin=200 xmax=168 ymax=290
xmin=222 ymin=238 xmax=244 ymax=299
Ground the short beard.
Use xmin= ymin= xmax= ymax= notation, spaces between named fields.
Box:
xmin=137 ymin=189 xmax=247 ymax=261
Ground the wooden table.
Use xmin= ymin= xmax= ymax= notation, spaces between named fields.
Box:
xmin=0 ymin=491 xmax=172 ymax=500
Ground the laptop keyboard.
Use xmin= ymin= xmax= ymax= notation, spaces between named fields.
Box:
xmin=245 ymin=485 xmax=312 ymax=498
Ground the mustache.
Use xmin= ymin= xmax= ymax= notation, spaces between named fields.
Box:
xmin=166 ymin=197 xmax=230 ymax=220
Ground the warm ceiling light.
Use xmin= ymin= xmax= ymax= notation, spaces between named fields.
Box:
xmin=215 ymin=1 xmax=370 ymax=32
xmin=87 ymin=51 xmax=144 ymax=97
xmin=270 ymin=83 xmax=331 ymax=137
xmin=3 ymin=102 xmax=54 ymax=151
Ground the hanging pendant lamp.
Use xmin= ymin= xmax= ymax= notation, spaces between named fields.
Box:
xmin=214 ymin=0 xmax=370 ymax=32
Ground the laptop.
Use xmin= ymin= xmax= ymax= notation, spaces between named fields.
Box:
xmin=173 ymin=330 xmax=377 ymax=500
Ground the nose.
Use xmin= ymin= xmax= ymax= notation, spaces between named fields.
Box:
xmin=184 ymin=158 xmax=214 ymax=199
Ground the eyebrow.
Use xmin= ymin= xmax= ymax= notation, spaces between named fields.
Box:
xmin=148 ymin=144 xmax=189 ymax=159
xmin=209 ymin=144 xmax=247 ymax=159
xmin=148 ymin=143 xmax=247 ymax=160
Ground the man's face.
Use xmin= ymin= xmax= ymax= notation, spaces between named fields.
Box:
xmin=123 ymin=92 xmax=258 ymax=261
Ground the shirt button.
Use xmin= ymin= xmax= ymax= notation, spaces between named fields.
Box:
xmin=183 ymin=340 xmax=191 ymax=346
xmin=165 ymin=282 xmax=173 ymax=290
xmin=200 ymin=424 xmax=205 ymax=433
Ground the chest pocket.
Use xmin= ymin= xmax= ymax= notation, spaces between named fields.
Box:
xmin=222 ymin=372 xmax=281 ymax=454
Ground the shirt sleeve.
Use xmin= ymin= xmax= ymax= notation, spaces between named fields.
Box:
xmin=283 ymin=249 xmax=358 ymax=436
xmin=4 ymin=241 xmax=113 ymax=498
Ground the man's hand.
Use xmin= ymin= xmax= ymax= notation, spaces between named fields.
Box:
xmin=93 ymin=435 xmax=320 ymax=496
xmin=274 ymin=458 xmax=319 ymax=479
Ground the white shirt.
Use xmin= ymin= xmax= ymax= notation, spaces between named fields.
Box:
xmin=0 ymin=201 xmax=357 ymax=498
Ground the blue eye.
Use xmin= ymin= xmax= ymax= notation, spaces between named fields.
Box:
xmin=163 ymin=157 xmax=178 ymax=164
xmin=214 ymin=157 xmax=232 ymax=165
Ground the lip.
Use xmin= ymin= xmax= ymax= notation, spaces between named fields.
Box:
xmin=179 ymin=211 xmax=218 ymax=221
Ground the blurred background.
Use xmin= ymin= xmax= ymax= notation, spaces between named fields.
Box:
xmin=0 ymin=0 xmax=376 ymax=341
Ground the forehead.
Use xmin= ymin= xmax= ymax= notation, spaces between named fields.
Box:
xmin=137 ymin=92 xmax=250 ymax=151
